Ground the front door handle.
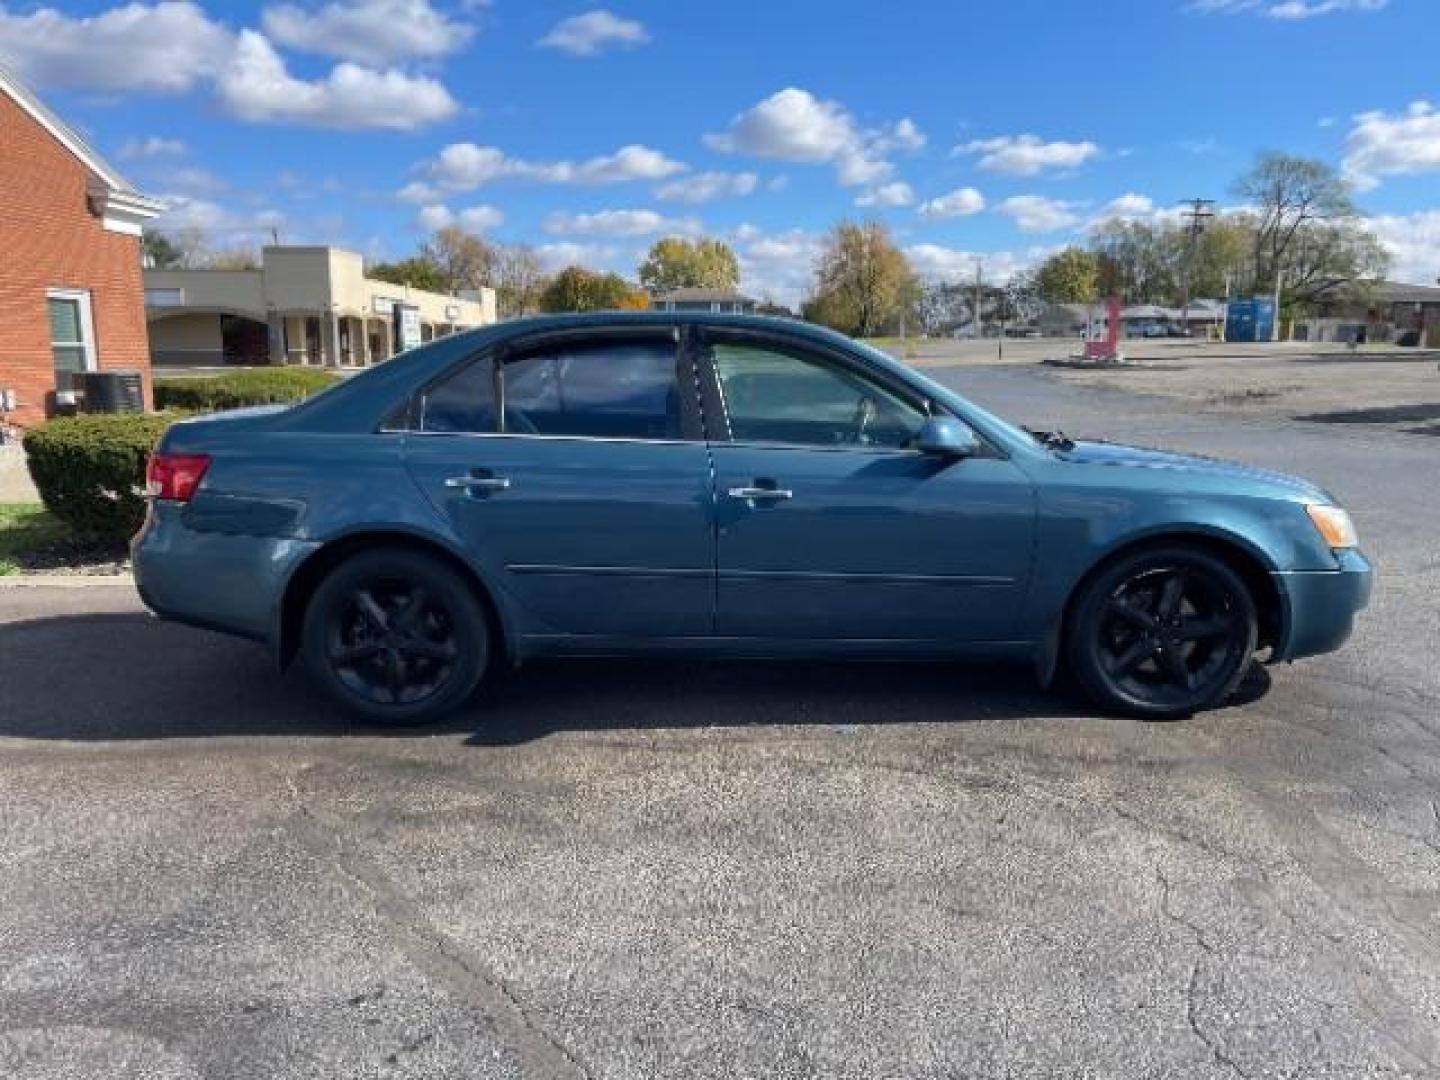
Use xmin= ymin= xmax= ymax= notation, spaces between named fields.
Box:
xmin=728 ymin=485 xmax=793 ymax=501
xmin=445 ymin=474 xmax=511 ymax=492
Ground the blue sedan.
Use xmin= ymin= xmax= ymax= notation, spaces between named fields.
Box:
xmin=133 ymin=313 xmax=1372 ymax=724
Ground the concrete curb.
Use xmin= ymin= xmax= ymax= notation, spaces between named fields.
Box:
xmin=0 ymin=572 xmax=130 ymax=588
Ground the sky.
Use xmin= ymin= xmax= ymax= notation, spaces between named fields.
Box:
xmin=3 ymin=0 xmax=1438 ymax=305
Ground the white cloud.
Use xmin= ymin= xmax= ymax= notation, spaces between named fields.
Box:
xmin=216 ymin=30 xmax=458 ymax=129
xmin=151 ymin=194 xmax=286 ymax=244
xmin=416 ymin=203 xmax=454 ymax=231
xmin=262 ymin=0 xmax=475 ymax=65
xmin=397 ymin=180 xmax=442 ymax=203
xmin=119 ymin=135 xmax=187 ymax=160
xmin=535 ymin=241 xmax=621 ymax=271
xmin=997 ymin=195 xmax=1081 ymax=233
xmin=1100 ymin=193 xmax=1155 ymax=217
xmin=955 ymin=134 xmax=1101 ymax=176
xmin=543 ymin=209 xmax=700 ymax=237
xmin=1343 ymin=101 xmax=1440 ymax=191
xmin=457 ymin=204 xmax=504 ymax=232
xmin=0 ymin=3 xmax=459 ymax=130
xmin=856 ymin=181 xmax=914 ymax=208
xmin=414 ymin=203 xmax=501 ymax=232
xmin=538 ymin=9 xmax=649 ymax=56
xmin=654 ymin=171 xmax=758 ymax=203
xmin=918 ymin=186 xmax=985 ymax=218
xmin=1187 ymin=0 xmax=1388 ymax=16
xmin=414 ymin=142 xmax=686 ymax=192
xmin=704 ymin=87 xmax=919 ymax=188
xmin=166 ymin=166 xmax=228 ymax=195
xmin=0 ymin=1 xmax=232 ymax=92
xmin=729 ymin=225 xmax=824 ymax=308
xmin=1364 ymin=210 xmax=1440 ymax=285
xmin=905 ymin=244 xmax=1050 ymax=285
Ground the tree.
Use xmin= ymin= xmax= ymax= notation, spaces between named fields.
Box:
xmin=1234 ymin=153 xmax=1356 ymax=293
xmin=493 ymin=244 xmax=548 ymax=317
xmin=1090 ymin=221 xmax=1181 ymax=304
xmin=420 ymin=226 xmax=496 ymax=294
xmin=142 ymin=229 xmax=183 ymax=269
xmin=368 ymin=256 xmax=447 ymax=293
xmin=637 ymin=237 xmax=741 ymax=293
xmin=804 ymin=220 xmax=915 ymax=337
xmin=205 ymin=248 xmax=261 ymax=271
xmin=1278 ymin=219 xmax=1390 ymax=307
xmin=1032 ymin=247 xmax=1100 ymax=304
xmin=538 ymin=266 xmax=647 ymax=312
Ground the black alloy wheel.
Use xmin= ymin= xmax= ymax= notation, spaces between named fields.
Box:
xmin=302 ymin=548 xmax=489 ymax=724
xmin=1067 ymin=546 xmax=1258 ymax=719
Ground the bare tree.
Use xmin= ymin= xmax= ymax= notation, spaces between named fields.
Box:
xmin=493 ymin=244 xmax=548 ymax=317
xmin=1235 ymin=153 xmax=1356 ymax=292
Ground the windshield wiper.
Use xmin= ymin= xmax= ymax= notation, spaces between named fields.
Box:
xmin=1025 ymin=427 xmax=1076 ymax=451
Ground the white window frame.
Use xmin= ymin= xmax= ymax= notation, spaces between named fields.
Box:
xmin=46 ymin=287 xmax=99 ymax=374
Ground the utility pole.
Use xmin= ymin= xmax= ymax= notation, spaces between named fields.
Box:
xmin=973 ymin=259 xmax=984 ymax=341
xmin=1178 ymin=198 xmax=1215 ymax=333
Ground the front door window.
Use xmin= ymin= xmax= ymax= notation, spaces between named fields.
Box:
xmin=711 ymin=341 xmax=926 ymax=449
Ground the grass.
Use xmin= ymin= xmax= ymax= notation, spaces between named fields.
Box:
xmin=0 ymin=502 xmax=67 ymax=576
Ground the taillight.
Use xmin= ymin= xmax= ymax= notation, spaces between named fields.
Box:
xmin=146 ymin=453 xmax=211 ymax=502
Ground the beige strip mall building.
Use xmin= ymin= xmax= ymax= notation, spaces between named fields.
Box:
xmin=144 ymin=246 xmax=497 ymax=369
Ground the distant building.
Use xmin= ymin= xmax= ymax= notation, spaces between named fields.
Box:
xmin=145 ymin=246 xmax=498 ymax=368
xmin=0 ymin=65 xmax=162 ymax=428
xmin=649 ymin=287 xmax=757 ymax=314
xmin=1295 ymin=281 xmax=1440 ymax=347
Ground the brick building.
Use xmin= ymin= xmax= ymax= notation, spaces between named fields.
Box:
xmin=0 ymin=66 xmax=162 ymax=431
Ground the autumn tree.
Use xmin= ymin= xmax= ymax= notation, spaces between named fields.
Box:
xmin=538 ymin=266 xmax=648 ymax=312
xmin=803 ymin=220 xmax=915 ymax=337
xmin=420 ymin=226 xmax=496 ymax=294
xmin=368 ymin=256 xmax=448 ymax=293
xmin=637 ymin=237 xmax=741 ymax=293
xmin=1032 ymin=247 xmax=1101 ymax=304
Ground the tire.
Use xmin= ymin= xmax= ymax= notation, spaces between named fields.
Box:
xmin=301 ymin=548 xmax=490 ymax=725
xmin=1065 ymin=545 xmax=1258 ymax=720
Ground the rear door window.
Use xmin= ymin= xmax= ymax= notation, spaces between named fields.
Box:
xmin=501 ymin=339 xmax=683 ymax=440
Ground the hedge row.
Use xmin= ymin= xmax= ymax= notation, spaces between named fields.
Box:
xmin=23 ymin=413 xmax=174 ymax=546
xmin=153 ymin=367 xmax=340 ymax=412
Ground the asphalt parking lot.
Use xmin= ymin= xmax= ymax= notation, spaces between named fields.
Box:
xmin=1 ymin=358 xmax=1437 ymax=1079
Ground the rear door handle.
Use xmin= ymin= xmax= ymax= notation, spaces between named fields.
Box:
xmin=445 ymin=475 xmax=511 ymax=492
xmin=728 ymin=486 xmax=792 ymax=501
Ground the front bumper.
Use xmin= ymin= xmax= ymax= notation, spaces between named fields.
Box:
xmin=1271 ymin=548 xmax=1374 ymax=662
xmin=131 ymin=502 xmax=320 ymax=644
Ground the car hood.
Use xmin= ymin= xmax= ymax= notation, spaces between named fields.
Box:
xmin=1059 ymin=439 xmax=1331 ymax=502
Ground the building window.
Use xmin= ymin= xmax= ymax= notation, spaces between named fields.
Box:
xmin=46 ymin=288 xmax=97 ymax=390
xmin=145 ymin=287 xmax=184 ymax=307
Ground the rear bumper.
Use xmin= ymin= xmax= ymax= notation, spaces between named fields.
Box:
xmin=131 ymin=502 xmax=320 ymax=644
xmin=1271 ymin=548 xmax=1373 ymax=662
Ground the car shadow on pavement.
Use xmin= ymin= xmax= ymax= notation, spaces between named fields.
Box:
xmin=0 ymin=612 xmax=1081 ymax=743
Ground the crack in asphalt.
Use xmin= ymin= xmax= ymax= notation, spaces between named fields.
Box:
xmin=278 ymin=766 xmax=591 ymax=1080
xmin=1156 ymin=867 xmax=1252 ymax=1080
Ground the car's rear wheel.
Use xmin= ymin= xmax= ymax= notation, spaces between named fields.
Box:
xmin=301 ymin=548 xmax=489 ymax=725
xmin=1066 ymin=546 xmax=1258 ymax=720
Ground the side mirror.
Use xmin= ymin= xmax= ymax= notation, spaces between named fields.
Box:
xmin=915 ymin=416 xmax=981 ymax=459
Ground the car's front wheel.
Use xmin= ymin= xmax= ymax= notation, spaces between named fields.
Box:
xmin=301 ymin=548 xmax=490 ymax=725
xmin=1066 ymin=546 xmax=1258 ymax=720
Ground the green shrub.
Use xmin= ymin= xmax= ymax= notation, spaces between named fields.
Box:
xmin=153 ymin=368 xmax=340 ymax=412
xmin=23 ymin=413 xmax=174 ymax=546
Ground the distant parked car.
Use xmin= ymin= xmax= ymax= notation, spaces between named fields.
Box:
xmin=133 ymin=313 xmax=1372 ymax=725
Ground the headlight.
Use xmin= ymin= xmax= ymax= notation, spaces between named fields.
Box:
xmin=1306 ymin=504 xmax=1358 ymax=549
